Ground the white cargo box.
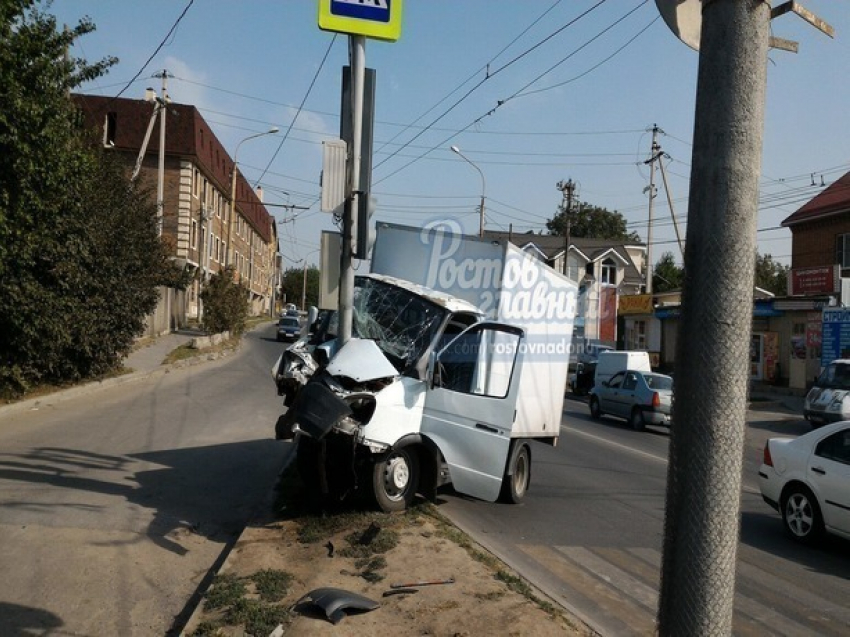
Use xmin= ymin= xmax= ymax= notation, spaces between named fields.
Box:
xmin=370 ymin=222 xmax=577 ymax=440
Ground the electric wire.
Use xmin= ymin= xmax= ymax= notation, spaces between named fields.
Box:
xmin=255 ymin=33 xmax=337 ymax=186
xmin=112 ymin=0 xmax=194 ymax=100
xmin=371 ymin=1 xmax=611 ymax=173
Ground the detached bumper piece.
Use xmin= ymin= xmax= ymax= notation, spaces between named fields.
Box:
xmin=295 ymin=587 xmax=379 ymax=625
xmin=286 ymin=381 xmax=353 ymax=441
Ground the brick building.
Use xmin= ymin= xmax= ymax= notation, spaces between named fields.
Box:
xmin=72 ymin=93 xmax=279 ymax=328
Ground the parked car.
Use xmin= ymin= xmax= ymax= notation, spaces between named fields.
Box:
xmin=758 ymin=421 xmax=850 ymax=544
xmin=276 ymin=316 xmax=301 ymax=342
xmin=589 ymin=370 xmax=673 ymax=431
xmin=804 ymin=359 xmax=850 ymax=427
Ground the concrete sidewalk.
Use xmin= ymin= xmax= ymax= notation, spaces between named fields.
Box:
xmin=0 ymin=327 xmax=207 ymax=421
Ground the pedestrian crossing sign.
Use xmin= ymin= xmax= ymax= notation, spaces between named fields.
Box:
xmin=319 ymin=0 xmax=403 ymax=42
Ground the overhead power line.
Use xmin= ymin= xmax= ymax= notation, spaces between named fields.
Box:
xmin=112 ymin=0 xmax=194 ymax=100
xmin=255 ymin=33 xmax=338 ymax=185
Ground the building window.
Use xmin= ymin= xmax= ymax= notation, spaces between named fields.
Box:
xmin=214 ymin=237 xmax=220 ymax=262
xmin=193 ymin=169 xmax=199 ymax=198
xmin=627 ymin=320 xmax=647 ymax=350
xmin=191 ymin=219 xmax=197 ymax=249
xmin=103 ymin=112 xmax=117 ymax=147
xmin=836 ymin=234 xmax=850 ymax=268
xmin=601 ymin=258 xmax=617 ymax=285
xmin=208 ymin=234 xmax=214 ymax=258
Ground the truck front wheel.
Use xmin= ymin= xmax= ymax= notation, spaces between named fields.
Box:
xmin=499 ymin=442 xmax=530 ymax=504
xmin=370 ymin=447 xmax=419 ymax=512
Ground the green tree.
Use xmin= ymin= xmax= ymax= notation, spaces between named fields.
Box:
xmin=0 ymin=1 xmax=166 ymax=397
xmin=200 ymin=266 xmax=249 ymax=335
xmin=547 ymin=200 xmax=640 ymax=242
xmin=755 ymin=252 xmax=789 ymax=296
xmin=653 ymin=252 xmax=684 ymax=292
xmin=280 ymin=266 xmax=320 ymax=310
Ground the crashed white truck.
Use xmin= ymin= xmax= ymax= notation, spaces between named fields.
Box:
xmin=274 ymin=222 xmax=577 ymax=511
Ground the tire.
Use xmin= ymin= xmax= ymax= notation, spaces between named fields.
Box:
xmin=630 ymin=407 xmax=645 ymax=432
xmin=781 ymin=484 xmax=824 ymax=544
xmin=590 ymin=397 xmax=602 ymax=419
xmin=370 ymin=447 xmax=419 ymax=512
xmin=499 ymin=443 xmax=530 ymax=504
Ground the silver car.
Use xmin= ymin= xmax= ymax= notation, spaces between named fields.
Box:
xmin=589 ymin=370 xmax=674 ymax=431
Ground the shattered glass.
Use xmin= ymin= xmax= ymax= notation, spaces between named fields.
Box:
xmin=351 ymin=276 xmax=448 ymax=375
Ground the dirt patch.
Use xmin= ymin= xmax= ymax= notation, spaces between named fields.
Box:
xmin=184 ymin=471 xmax=592 ymax=636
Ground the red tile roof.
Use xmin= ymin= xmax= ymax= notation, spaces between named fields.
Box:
xmin=71 ymin=94 xmax=273 ymax=243
xmin=781 ymin=171 xmax=850 ymax=227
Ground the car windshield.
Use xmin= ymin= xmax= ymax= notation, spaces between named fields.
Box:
xmin=352 ymin=276 xmax=448 ymax=374
xmin=280 ymin=318 xmax=299 ymax=328
xmin=816 ymin=363 xmax=850 ymax=389
xmin=644 ymin=374 xmax=673 ymax=391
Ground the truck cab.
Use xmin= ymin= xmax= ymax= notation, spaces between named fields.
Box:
xmin=275 ymin=274 xmax=529 ymax=511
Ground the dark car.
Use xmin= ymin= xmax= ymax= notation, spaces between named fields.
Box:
xmin=276 ymin=316 xmax=301 ymax=342
xmin=569 ymin=361 xmax=597 ymax=396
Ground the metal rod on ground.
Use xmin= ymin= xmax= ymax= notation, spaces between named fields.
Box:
xmin=657 ymin=1 xmax=770 ymax=634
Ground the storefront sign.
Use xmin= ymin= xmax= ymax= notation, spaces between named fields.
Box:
xmin=790 ymin=265 xmax=839 ymax=296
xmin=820 ymin=308 xmax=850 ymax=366
xmin=618 ymin=294 xmax=653 ymax=315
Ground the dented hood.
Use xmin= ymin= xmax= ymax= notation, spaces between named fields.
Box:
xmin=326 ymin=338 xmax=398 ymax=382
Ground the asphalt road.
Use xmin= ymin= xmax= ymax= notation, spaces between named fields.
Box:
xmin=439 ymin=396 xmax=850 ymax=636
xmin=0 ymin=325 xmax=290 ymax=636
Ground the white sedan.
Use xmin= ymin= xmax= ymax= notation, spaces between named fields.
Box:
xmin=758 ymin=421 xmax=850 ymax=544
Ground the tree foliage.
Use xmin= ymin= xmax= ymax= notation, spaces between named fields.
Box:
xmin=547 ymin=199 xmax=640 ymax=242
xmin=755 ymin=252 xmax=789 ymax=296
xmin=653 ymin=252 xmax=684 ymax=292
xmin=280 ymin=266 xmax=320 ymax=310
xmin=0 ymin=1 xmax=167 ymax=397
xmin=200 ymin=266 xmax=249 ymax=336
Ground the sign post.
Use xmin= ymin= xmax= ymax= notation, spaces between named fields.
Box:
xmin=318 ymin=0 xmax=403 ymax=345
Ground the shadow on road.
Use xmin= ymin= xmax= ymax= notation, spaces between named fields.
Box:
xmin=740 ymin=509 xmax=850 ymax=579
xmin=0 ymin=440 xmax=291 ymax=556
xmin=0 ymin=602 xmax=63 ymax=637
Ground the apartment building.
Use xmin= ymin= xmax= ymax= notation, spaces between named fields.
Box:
xmin=72 ymin=93 xmax=279 ymax=327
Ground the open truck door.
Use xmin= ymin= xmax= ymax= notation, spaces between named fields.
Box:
xmin=423 ymin=322 xmax=525 ymax=502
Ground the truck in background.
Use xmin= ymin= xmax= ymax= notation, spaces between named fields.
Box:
xmin=274 ymin=221 xmax=577 ymax=511
xmin=592 ymin=350 xmax=652 ymax=389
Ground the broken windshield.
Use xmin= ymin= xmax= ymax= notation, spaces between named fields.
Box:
xmin=351 ymin=276 xmax=448 ymax=374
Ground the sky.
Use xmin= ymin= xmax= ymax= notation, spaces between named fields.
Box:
xmin=50 ymin=0 xmax=850 ymax=270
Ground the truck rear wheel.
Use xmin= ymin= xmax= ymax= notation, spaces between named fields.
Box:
xmin=370 ymin=447 xmax=419 ymax=512
xmin=499 ymin=442 xmax=530 ymax=504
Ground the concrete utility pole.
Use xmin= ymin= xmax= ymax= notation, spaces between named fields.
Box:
xmin=152 ymin=70 xmax=170 ymax=238
xmin=645 ymin=126 xmax=659 ymax=294
xmin=558 ymin=179 xmax=575 ymax=279
xmin=658 ymin=2 xmax=770 ymax=633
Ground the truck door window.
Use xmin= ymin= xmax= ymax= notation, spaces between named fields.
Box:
xmin=437 ymin=328 xmax=520 ymax=399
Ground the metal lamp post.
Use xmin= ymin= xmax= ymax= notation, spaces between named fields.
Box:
xmin=450 ymin=145 xmax=486 ymax=237
xmin=227 ymin=127 xmax=279 ymax=269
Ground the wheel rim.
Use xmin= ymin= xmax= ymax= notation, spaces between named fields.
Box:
xmin=382 ymin=453 xmax=411 ymax=502
xmin=785 ymin=492 xmax=814 ymax=537
xmin=514 ymin=450 xmax=529 ymax=498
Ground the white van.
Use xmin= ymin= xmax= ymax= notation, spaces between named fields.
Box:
xmin=593 ymin=351 xmax=651 ymax=389
xmin=804 ymin=359 xmax=850 ymax=427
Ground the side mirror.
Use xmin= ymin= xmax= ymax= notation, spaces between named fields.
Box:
xmin=307 ymin=306 xmax=319 ymax=325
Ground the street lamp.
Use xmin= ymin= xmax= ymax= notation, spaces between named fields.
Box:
xmin=227 ymin=126 xmax=279 ymax=269
xmin=450 ymin=145 xmax=486 ymax=237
